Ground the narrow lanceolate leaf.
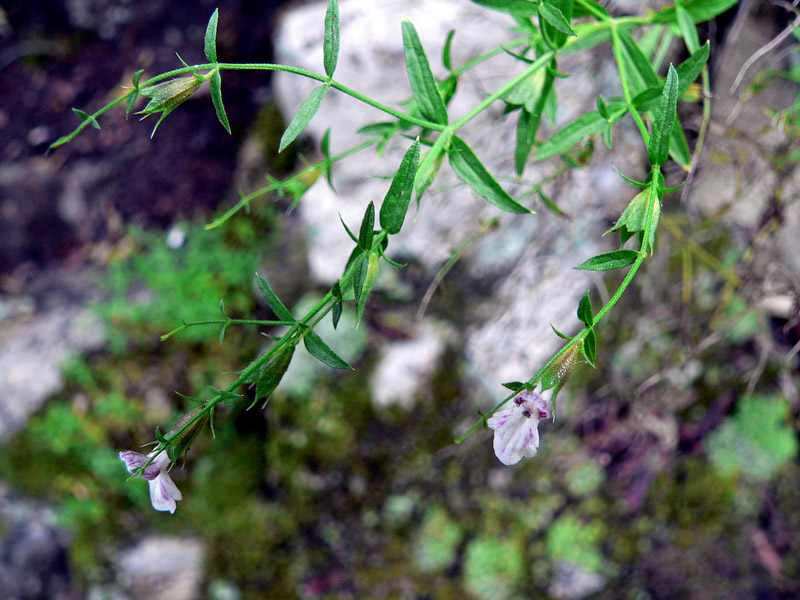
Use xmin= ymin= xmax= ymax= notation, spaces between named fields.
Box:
xmin=279 ymin=85 xmax=327 ymax=153
xmin=675 ymin=4 xmax=700 ymax=53
xmin=304 ymin=331 xmax=352 ymax=369
xmin=648 ymin=64 xmax=679 ymax=167
xmin=255 ymin=272 xmax=295 ymax=322
xmin=652 ymin=0 xmax=738 ymax=25
xmin=471 ymin=0 xmax=538 ymax=17
xmin=669 ymin=118 xmax=690 ymax=168
xmin=126 ymin=69 xmax=144 ymax=118
xmin=515 ymin=68 xmax=555 ymax=175
xmin=575 ymin=249 xmax=638 ymax=271
xmin=321 ymin=128 xmax=334 ymax=190
xmin=583 ymin=329 xmax=597 ymax=366
xmin=72 ymin=108 xmax=101 ymax=129
xmin=204 ymin=9 xmax=219 ymax=63
xmin=356 ymin=252 xmax=379 ymax=325
xmin=401 ymin=19 xmax=448 ymax=125
xmin=535 ymin=110 xmax=605 ymax=161
xmin=675 ymin=42 xmax=709 ymax=99
xmin=538 ymin=2 xmax=576 ymax=37
xmin=323 ymin=0 xmax=340 ymax=78
xmin=358 ymin=202 xmax=375 ymax=251
xmin=209 ymin=71 xmax=231 ymax=134
xmin=577 ymin=291 xmax=593 ymax=326
xmin=380 ymin=138 xmax=421 ymax=234
xmin=252 ymin=346 xmax=295 ymax=407
xmin=448 ymin=136 xmax=531 ymax=214
xmin=442 ymin=29 xmax=455 ymax=71
xmin=615 ymin=28 xmax=659 ymax=96
xmin=414 ymin=131 xmax=450 ymax=199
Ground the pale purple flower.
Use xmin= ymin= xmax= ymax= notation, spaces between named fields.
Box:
xmin=486 ymin=390 xmax=552 ymax=465
xmin=119 ymin=450 xmax=183 ymax=514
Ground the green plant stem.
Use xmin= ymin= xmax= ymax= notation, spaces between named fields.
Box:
xmin=160 ymin=318 xmax=296 ymax=341
xmin=451 ymin=50 xmax=555 ymax=131
xmin=455 ymin=168 xmax=662 ymax=444
xmin=138 ymin=231 xmax=389 ymax=473
xmin=610 ymin=24 xmax=650 ymax=144
xmin=206 ymin=134 xmax=383 ymax=230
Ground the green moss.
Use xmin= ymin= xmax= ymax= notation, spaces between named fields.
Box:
xmin=706 ymin=394 xmax=798 ymax=481
xmin=413 ymin=505 xmax=463 ymax=572
xmin=546 ymin=514 xmax=604 ymax=573
xmin=463 ymin=536 xmax=526 ymax=600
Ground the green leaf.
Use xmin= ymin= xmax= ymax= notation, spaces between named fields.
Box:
xmin=448 ymin=136 xmax=531 ymax=214
xmin=615 ymin=28 xmax=660 ymax=96
xmin=652 ymin=0 xmax=738 ymax=25
xmin=125 ymin=70 xmax=144 ymax=118
xmin=577 ymin=291 xmax=593 ymax=326
xmin=358 ymin=122 xmax=400 ymax=136
xmin=323 ymin=0 xmax=340 ymax=78
xmin=204 ymin=8 xmax=219 ymax=63
xmin=352 ymin=252 xmax=368 ymax=304
xmin=535 ymin=110 xmax=605 ymax=161
xmin=675 ymin=42 xmax=709 ymax=99
xmin=401 ymin=19 xmax=448 ymax=125
xmin=675 ymin=3 xmax=700 ymax=53
xmin=442 ymin=29 xmax=455 ymax=71
xmin=471 ymin=0 xmax=538 ymax=17
xmin=72 ymin=108 xmax=101 ymax=130
xmin=501 ymin=381 xmax=526 ymax=392
xmin=340 ymin=214 xmax=359 ymax=244
xmin=582 ymin=329 xmax=596 ymax=366
xmin=304 ymin=331 xmax=353 ymax=369
xmin=356 ymin=252 xmax=379 ymax=324
xmin=321 ymin=128 xmax=334 ymax=191
xmin=279 ymin=85 xmax=327 ymax=153
xmin=607 ymin=185 xmax=660 ymax=254
xmin=648 ymin=64 xmax=679 ymax=167
xmin=551 ymin=324 xmax=571 ymax=339
xmin=380 ymin=138 xmax=421 ymax=234
xmin=255 ymin=272 xmax=295 ymax=322
xmin=669 ymin=118 xmax=690 ymax=168
xmin=252 ymin=346 xmax=295 ymax=407
xmin=358 ymin=202 xmax=375 ymax=251
xmin=414 ymin=131 xmax=450 ymax=199
xmin=539 ymin=2 xmax=575 ymax=37
xmin=332 ymin=301 xmax=342 ymax=329
xmin=209 ymin=71 xmax=231 ymax=134
xmin=515 ymin=66 xmax=556 ymax=174
xmin=575 ymin=249 xmax=638 ymax=271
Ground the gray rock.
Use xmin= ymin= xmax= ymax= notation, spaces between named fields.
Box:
xmin=548 ymin=560 xmax=606 ymax=600
xmin=0 ymin=275 xmax=105 ymax=442
xmin=116 ymin=536 xmax=204 ymax=600
xmin=0 ymin=484 xmax=79 ymax=600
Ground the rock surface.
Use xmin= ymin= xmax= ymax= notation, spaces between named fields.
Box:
xmin=0 ymin=268 xmax=105 ymax=443
xmin=116 ymin=536 xmax=204 ymax=600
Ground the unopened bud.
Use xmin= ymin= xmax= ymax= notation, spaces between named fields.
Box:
xmin=166 ymin=405 xmax=209 ymax=461
xmin=139 ymin=75 xmax=203 ymax=116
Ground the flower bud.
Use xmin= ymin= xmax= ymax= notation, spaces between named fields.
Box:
xmin=165 ymin=405 xmax=209 ymax=461
xmin=540 ymin=343 xmax=579 ymax=393
xmin=139 ymin=75 xmax=203 ymax=116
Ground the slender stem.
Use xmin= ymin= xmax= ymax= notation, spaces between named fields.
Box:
xmin=609 ymin=24 xmax=650 ymax=144
xmin=160 ymin=318 xmax=295 ymax=341
xmin=452 ymin=50 xmax=555 ymax=131
xmin=206 ymin=135 xmax=383 ymax=230
xmin=456 ymin=169 xmax=662 ymax=443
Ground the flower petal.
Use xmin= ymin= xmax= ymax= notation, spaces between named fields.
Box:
xmin=149 ymin=472 xmax=182 ymax=514
xmin=119 ymin=450 xmax=162 ymax=480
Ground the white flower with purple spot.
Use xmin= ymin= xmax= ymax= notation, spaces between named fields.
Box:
xmin=487 ymin=390 xmax=553 ymax=465
xmin=119 ymin=449 xmax=183 ymax=514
